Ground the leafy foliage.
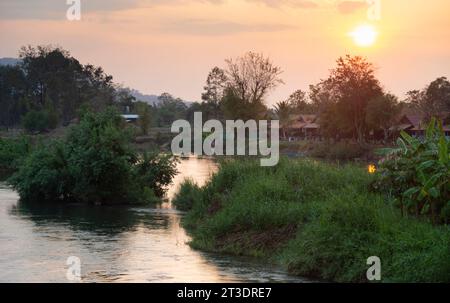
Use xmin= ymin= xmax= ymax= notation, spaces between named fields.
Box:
xmin=375 ymin=118 xmax=450 ymax=223
xmin=21 ymin=110 xmax=57 ymax=133
xmin=9 ymin=108 xmax=178 ymax=204
xmin=0 ymin=136 xmax=31 ymax=172
xmin=172 ymin=178 xmax=202 ymax=211
xmin=178 ymin=158 xmax=450 ymax=282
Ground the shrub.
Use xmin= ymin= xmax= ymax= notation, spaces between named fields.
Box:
xmin=172 ymin=179 xmax=202 ymax=211
xmin=8 ymin=141 xmax=70 ymax=202
xmin=9 ymin=108 xmax=177 ymax=205
xmin=22 ymin=110 xmax=49 ymax=133
xmin=375 ymin=118 xmax=450 ymax=223
xmin=0 ymin=136 xmax=31 ymax=172
xmin=135 ymin=152 xmax=179 ymax=198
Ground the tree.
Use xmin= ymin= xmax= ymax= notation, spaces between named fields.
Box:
xmin=286 ymin=89 xmax=314 ymax=114
xmin=220 ymin=88 xmax=267 ymax=120
xmin=325 ymin=55 xmax=383 ymax=143
xmin=155 ymin=93 xmax=188 ymax=126
xmin=274 ymin=101 xmax=292 ymax=139
xmin=366 ymin=93 xmax=402 ymax=142
xmin=223 ymin=52 xmax=283 ymax=120
xmin=202 ymin=67 xmax=227 ymax=119
xmin=135 ymin=101 xmax=152 ymax=135
xmin=408 ymin=77 xmax=450 ymax=120
xmin=0 ymin=65 xmax=28 ymax=128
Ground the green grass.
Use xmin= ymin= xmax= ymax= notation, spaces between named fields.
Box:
xmin=178 ymin=158 xmax=450 ymax=282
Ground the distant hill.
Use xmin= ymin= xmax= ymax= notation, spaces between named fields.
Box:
xmin=0 ymin=58 xmax=20 ymax=66
xmin=128 ymin=88 xmax=195 ymax=106
xmin=128 ymin=89 xmax=160 ymax=105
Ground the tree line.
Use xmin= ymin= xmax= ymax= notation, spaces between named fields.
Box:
xmin=0 ymin=45 xmax=136 ymax=131
xmin=273 ymin=56 xmax=449 ymax=143
xmin=183 ymin=52 xmax=449 ymax=144
xmin=1 ymin=45 xmax=449 ymax=143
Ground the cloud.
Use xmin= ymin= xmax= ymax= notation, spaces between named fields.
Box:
xmin=0 ymin=0 xmax=143 ymax=20
xmin=159 ymin=18 xmax=296 ymax=35
xmin=247 ymin=0 xmax=318 ymax=8
xmin=336 ymin=1 xmax=367 ymax=14
xmin=0 ymin=0 xmax=319 ymax=20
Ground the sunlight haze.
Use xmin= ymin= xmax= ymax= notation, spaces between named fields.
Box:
xmin=1 ymin=0 xmax=449 ymax=104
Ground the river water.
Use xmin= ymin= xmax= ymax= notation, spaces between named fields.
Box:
xmin=0 ymin=157 xmax=306 ymax=283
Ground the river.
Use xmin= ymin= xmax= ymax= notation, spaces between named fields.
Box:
xmin=0 ymin=157 xmax=306 ymax=283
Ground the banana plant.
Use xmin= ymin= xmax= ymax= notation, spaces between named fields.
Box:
xmin=375 ymin=118 xmax=450 ymax=224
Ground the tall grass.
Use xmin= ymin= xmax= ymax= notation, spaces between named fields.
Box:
xmin=178 ymin=158 xmax=450 ymax=282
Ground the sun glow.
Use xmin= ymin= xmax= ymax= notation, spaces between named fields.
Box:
xmin=349 ymin=25 xmax=378 ymax=47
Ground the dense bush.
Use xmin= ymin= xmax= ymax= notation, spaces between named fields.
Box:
xmin=375 ymin=119 xmax=450 ymax=223
xmin=21 ymin=110 xmax=55 ymax=133
xmin=0 ymin=136 xmax=31 ymax=172
xmin=172 ymin=179 xmax=202 ymax=211
xmin=9 ymin=108 xmax=178 ymax=205
xmin=178 ymin=158 xmax=450 ymax=282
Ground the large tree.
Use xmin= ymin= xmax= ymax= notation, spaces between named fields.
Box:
xmin=325 ymin=55 xmax=383 ymax=143
xmin=407 ymin=77 xmax=450 ymax=120
xmin=225 ymin=52 xmax=283 ymax=104
xmin=223 ymin=52 xmax=283 ymax=120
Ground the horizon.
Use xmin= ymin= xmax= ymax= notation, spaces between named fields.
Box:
xmin=1 ymin=0 xmax=449 ymax=105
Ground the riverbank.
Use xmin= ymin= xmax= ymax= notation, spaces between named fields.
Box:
xmin=279 ymin=140 xmax=390 ymax=161
xmin=0 ymin=158 xmax=306 ymax=282
xmin=174 ymin=158 xmax=450 ymax=282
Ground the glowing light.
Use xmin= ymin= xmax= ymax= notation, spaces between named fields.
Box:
xmin=368 ymin=164 xmax=377 ymax=174
xmin=349 ymin=25 xmax=378 ymax=47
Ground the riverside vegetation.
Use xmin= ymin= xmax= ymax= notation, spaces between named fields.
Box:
xmin=3 ymin=108 xmax=178 ymax=205
xmin=173 ymin=123 xmax=450 ymax=283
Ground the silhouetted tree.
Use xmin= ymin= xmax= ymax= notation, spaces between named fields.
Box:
xmin=201 ymin=67 xmax=227 ymax=119
xmin=366 ymin=93 xmax=402 ymax=142
xmin=325 ymin=55 xmax=383 ymax=143
xmin=408 ymin=77 xmax=450 ymax=120
xmin=274 ymin=100 xmax=292 ymax=138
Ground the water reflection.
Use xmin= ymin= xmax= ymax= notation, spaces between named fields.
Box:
xmin=0 ymin=157 xmax=306 ymax=283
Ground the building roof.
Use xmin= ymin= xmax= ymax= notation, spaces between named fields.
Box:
xmin=389 ymin=124 xmax=414 ymax=131
xmin=121 ymin=114 xmax=139 ymax=119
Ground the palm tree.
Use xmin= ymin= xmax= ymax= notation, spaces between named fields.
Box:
xmin=274 ymin=101 xmax=292 ymax=139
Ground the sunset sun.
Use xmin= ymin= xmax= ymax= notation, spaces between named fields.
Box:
xmin=349 ymin=25 xmax=378 ymax=47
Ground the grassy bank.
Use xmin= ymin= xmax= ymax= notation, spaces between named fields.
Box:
xmin=174 ymin=158 xmax=450 ymax=282
xmin=279 ymin=140 xmax=387 ymax=161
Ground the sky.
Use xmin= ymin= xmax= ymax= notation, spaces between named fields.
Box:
xmin=0 ymin=0 xmax=449 ymax=105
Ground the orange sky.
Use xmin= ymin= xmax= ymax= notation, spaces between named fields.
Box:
xmin=1 ymin=0 xmax=449 ymax=105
